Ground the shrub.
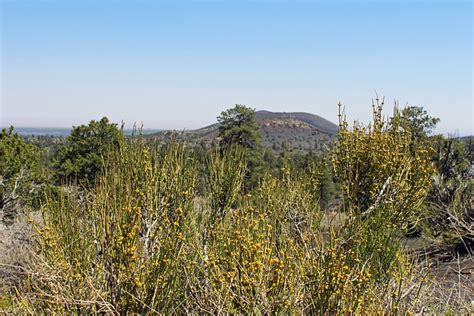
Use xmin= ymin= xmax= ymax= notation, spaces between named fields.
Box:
xmin=205 ymin=145 xmax=246 ymax=220
xmin=426 ymin=136 xmax=473 ymax=252
xmin=331 ymin=99 xmax=434 ymax=231
xmin=28 ymin=137 xmax=196 ymax=313
xmin=0 ymin=127 xmax=49 ymax=218
xmin=13 ymin=101 xmax=448 ymax=313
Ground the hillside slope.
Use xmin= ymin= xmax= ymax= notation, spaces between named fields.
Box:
xmin=255 ymin=111 xmax=338 ymax=152
xmin=152 ymin=110 xmax=339 ymax=153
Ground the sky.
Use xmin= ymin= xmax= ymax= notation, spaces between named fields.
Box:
xmin=0 ymin=0 xmax=472 ymax=135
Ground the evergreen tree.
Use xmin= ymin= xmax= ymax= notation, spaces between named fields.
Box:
xmin=54 ymin=117 xmax=123 ymax=186
xmin=217 ymin=105 xmax=263 ymax=188
xmin=217 ymin=104 xmax=260 ymax=150
xmin=400 ymin=106 xmax=440 ymax=140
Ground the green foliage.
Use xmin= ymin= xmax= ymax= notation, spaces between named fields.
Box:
xmin=432 ymin=136 xmax=471 ymax=183
xmin=400 ymin=105 xmax=440 ymax=140
xmin=459 ymin=136 xmax=473 ymax=164
xmin=329 ymin=99 xmax=439 ymax=291
xmin=23 ymin=134 xmax=67 ymax=166
xmin=205 ymin=145 xmax=246 ymax=220
xmin=426 ymin=136 xmax=473 ymax=250
xmin=243 ymin=148 xmax=266 ymax=190
xmin=217 ymin=104 xmax=264 ymax=189
xmin=332 ymin=101 xmax=434 ymax=231
xmin=54 ymin=117 xmax=123 ymax=186
xmin=315 ymin=161 xmax=337 ymax=209
xmin=217 ymin=104 xmax=261 ymax=150
xmin=0 ymin=127 xmax=48 ymax=210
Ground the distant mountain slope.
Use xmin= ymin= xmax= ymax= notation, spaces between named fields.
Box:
xmin=256 ymin=111 xmax=339 ymax=136
xmin=255 ymin=111 xmax=338 ymax=152
xmin=152 ymin=110 xmax=339 ymax=153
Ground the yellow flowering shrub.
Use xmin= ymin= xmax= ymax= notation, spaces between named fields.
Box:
xmin=332 ymin=100 xmax=434 ymax=230
xmin=29 ymin=137 xmax=196 ymax=313
xmin=14 ymin=101 xmax=441 ymax=314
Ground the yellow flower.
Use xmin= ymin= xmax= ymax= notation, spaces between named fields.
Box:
xmin=135 ymin=276 xmax=144 ymax=288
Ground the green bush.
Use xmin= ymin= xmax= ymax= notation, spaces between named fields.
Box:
xmin=0 ymin=127 xmax=49 ymax=214
xmin=331 ymin=101 xmax=433 ymax=231
xmin=426 ymin=136 xmax=473 ymax=251
xmin=54 ymin=117 xmax=123 ymax=187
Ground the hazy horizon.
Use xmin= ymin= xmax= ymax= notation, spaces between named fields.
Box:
xmin=1 ymin=1 xmax=472 ymax=135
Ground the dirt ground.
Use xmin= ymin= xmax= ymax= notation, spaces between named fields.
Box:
xmin=400 ymin=235 xmax=473 ymax=312
xmin=412 ymin=255 xmax=473 ymax=313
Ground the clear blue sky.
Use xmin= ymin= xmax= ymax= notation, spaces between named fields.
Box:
xmin=1 ymin=0 xmax=472 ymax=135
